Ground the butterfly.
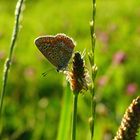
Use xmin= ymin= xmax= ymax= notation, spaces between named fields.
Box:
xmin=34 ymin=33 xmax=75 ymax=72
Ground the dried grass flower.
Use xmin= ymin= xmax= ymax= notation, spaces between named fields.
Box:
xmin=65 ymin=52 xmax=90 ymax=93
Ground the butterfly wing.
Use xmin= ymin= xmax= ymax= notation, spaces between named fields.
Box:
xmin=35 ymin=34 xmax=75 ymax=71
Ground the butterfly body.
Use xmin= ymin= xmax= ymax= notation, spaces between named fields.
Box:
xmin=35 ymin=34 xmax=75 ymax=71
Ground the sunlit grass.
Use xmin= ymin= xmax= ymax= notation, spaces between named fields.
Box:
xmin=0 ymin=0 xmax=140 ymax=139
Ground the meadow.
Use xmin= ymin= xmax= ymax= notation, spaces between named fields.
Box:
xmin=0 ymin=0 xmax=140 ymax=140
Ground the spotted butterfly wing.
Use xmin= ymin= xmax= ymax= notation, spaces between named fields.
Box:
xmin=34 ymin=34 xmax=75 ymax=71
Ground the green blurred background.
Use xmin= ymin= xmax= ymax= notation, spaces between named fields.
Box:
xmin=0 ymin=0 xmax=140 ymax=139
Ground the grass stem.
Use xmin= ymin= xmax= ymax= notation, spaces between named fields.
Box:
xmin=88 ymin=0 xmax=97 ymax=140
xmin=0 ymin=0 xmax=24 ymax=136
xmin=71 ymin=92 xmax=78 ymax=140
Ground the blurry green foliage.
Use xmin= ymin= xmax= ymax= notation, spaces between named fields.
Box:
xmin=0 ymin=0 xmax=140 ymax=139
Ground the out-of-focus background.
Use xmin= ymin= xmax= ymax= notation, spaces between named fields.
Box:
xmin=0 ymin=0 xmax=140 ymax=139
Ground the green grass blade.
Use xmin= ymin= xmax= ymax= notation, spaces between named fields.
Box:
xmin=57 ymin=82 xmax=72 ymax=140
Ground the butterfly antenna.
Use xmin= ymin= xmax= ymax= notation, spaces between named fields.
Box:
xmin=42 ymin=71 xmax=48 ymax=77
xmin=41 ymin=68 xmax=54 ymax=77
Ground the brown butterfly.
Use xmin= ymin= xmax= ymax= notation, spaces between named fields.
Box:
xmin=34 ymin=33 xmax=75 ymax=72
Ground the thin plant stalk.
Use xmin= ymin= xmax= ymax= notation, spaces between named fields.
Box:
xmin=88 ymin=0 xmax=97 ymax=140
xmin=71 ymin=92 xmax=78 ymax=140
xmin=0 ymin=0 xmax=24 ymax=134
xmin=91 ymin=0 xmax=96 ymax=55
xmin=67 ymin=53 xmax=87 ymax=140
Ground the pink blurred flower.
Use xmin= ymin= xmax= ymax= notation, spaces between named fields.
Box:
xmin=98 ymin=31 xmax=109 ymax=45
xmin=126 ymin=83 xmax=138 ymax=95
xmin=112 ymin=51 xmax=126 ymax=64
xmin=24 ymin=67 xmax=36 ymax=78
xmin=98 ymin=76 xmax=108 ymax=86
